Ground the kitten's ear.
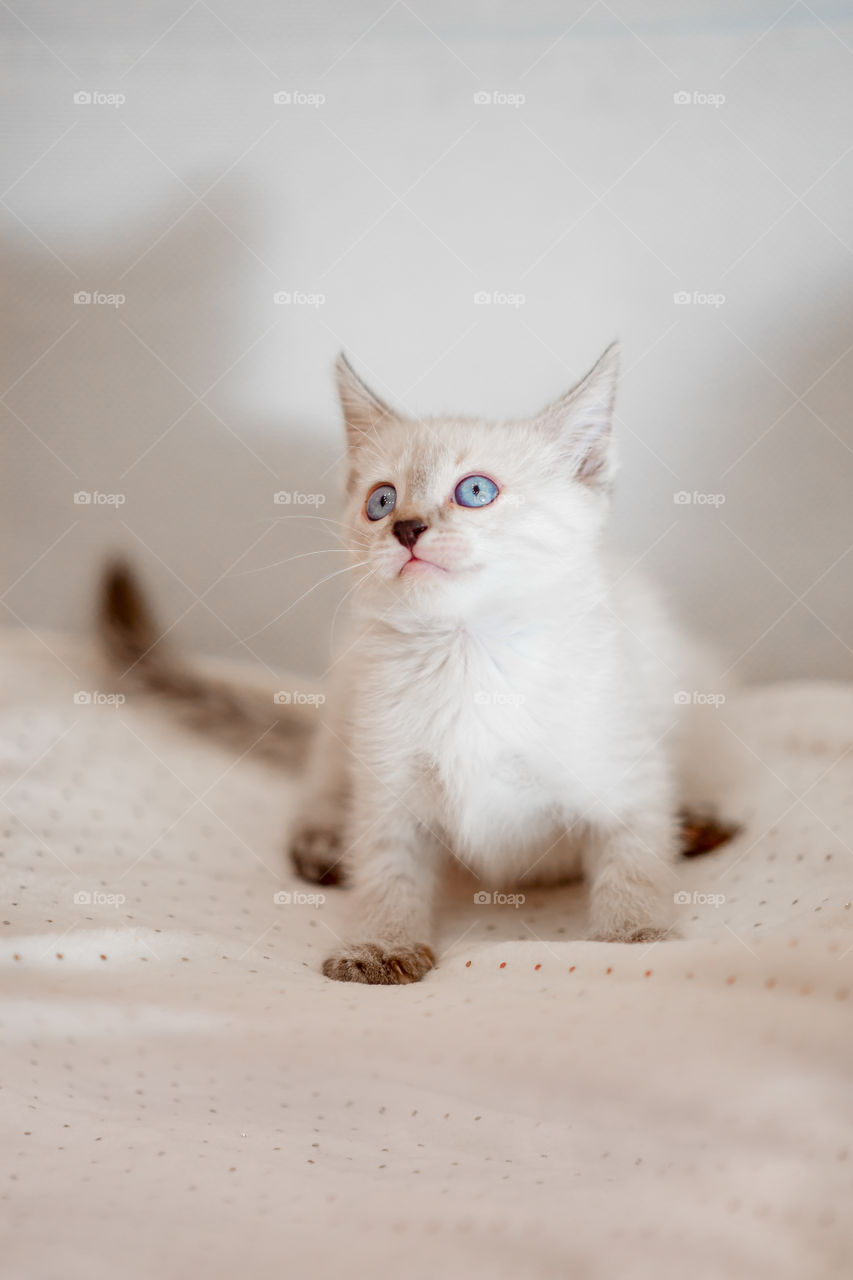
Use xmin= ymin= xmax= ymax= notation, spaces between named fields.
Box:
xmin=335 ymin=353 xmax=398 ymax=446
xmin=537 ymin=343 xmax=620 ymax=487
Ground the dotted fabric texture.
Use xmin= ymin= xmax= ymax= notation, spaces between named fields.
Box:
xmin=1 ymin=628 xmax=852 ymax=1280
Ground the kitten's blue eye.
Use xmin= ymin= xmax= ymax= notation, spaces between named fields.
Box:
xmin=454 ymin=475 xmax=499 ymax=508
xmin=365 ymin=483 xmax=397 ymax=520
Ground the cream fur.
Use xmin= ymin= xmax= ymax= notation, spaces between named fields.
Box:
xmin=292 ymin=346 xmax=729 ymax=983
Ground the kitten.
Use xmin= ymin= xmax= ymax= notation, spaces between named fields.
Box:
xmin=101 ymin=345 xmax=735 ymax=986
xmin=289 ymin=346 xmax=728 ymax=983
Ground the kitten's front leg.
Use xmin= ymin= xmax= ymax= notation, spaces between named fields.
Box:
xmin=584 ymin=810 xmax=679 ymax=943
xmin=322 ymin=795 xmax=440 ymax=985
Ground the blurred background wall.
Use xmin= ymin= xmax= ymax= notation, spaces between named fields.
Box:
xmin=2 ymin=0 xmax=852 ymax=680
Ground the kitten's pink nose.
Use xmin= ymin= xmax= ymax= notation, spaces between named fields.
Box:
xmin=393 ymin=519 xmax=428 ymax=550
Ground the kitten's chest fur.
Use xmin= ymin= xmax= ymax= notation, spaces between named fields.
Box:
xmin=359 ymin=615 xmax=614 ymax=862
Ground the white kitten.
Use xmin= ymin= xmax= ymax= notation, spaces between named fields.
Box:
xmin=290 ymin=346 xmax=725 ymax=984
xmin=101 ymin=345 xmax=733 ymax=985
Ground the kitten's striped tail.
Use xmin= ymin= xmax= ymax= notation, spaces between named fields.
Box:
xmin=98 ymin=561 xmax=313 ymax=766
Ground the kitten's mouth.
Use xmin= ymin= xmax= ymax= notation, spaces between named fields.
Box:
xmin=400 ymin=554 xmax=448 ymax=577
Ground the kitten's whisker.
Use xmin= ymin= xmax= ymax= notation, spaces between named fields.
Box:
xmin=262 ymin=514 xmax=363 ymax=535
xmin=328 ymin=565 xmax=375 ymax=654
xmin=260 ymin=513 xmax=370 ymax=548
xmin=229 ymin=548 xmax=357 ymax=577
xmin=241 ymin=561 xmax=372 ymax=641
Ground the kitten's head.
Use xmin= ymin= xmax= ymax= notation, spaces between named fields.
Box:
xmin=337 ymin=344 xmax=620 ymax=622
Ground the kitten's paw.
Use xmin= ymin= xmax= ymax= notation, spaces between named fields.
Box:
xmin=322 ymin=942 xmax=435 ymax=985
xmin=290 ymin=825 xmax=346 ymax=886
xmin=587 ymin=867 xmax=674 ymax=944
xmin=679 ymin=810 xmax=741 ymax=858
xmin=589 ymin=923 xmax=679 ymax=944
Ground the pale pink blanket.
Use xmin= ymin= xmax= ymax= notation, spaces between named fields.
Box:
xmin=2 ymin=629 xmax=852 ymax=1279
